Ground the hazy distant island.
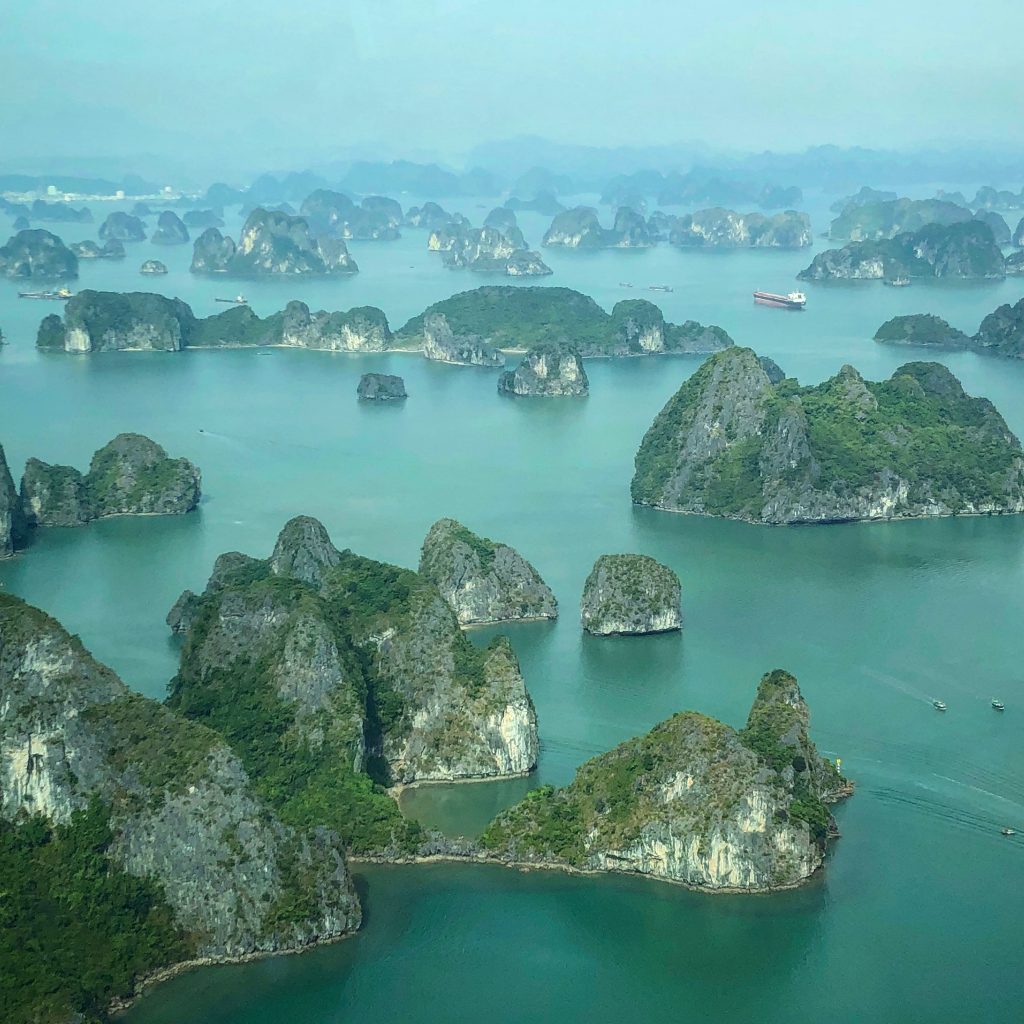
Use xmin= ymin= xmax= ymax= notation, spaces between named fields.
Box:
xmin=631 ymin=347 xmax=1024 ymax=524
xmin=429 ymin=211 xmax=551 ymax=276
xmin=481 ymin=669 xmax=849 ymax=891
xmin=36 ymin=286 xmax=732 ymax=361
xmin=875 ymin=297 xmax=1024 ymax=359
xmin=0 ymin=228 xmax=78 ymax=279
xmin=667 ymin=208 xmax=811 ymax=248
xmin=827 ymin=197 xmax=974 ymax=241
xmin=299 ymin=189 xmax=402 ymax=241
xmin=139 ymin=258 xmax=168 ymax=275
xmin=542 ymin=206 xmax=654 ymax=248
xmin=70 ymin=239 xmax=124 ymax=260
xmin=24 ymin=198 xmax=94 ymax=223
xmin=150 ymin=210 xmax=190 ymax=245
xmin=191 ymin=208 xmax=358 ymax=276
xmin=99 ymin=211 xmax=147 ymax=242
xmin=799 ymin=222 xmax=1006 ymax=282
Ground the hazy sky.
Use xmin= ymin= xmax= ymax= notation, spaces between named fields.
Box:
xmin=3 ymin=0 xmax=1023 ymax=179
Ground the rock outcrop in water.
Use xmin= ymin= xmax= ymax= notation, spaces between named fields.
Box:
xmin=357 ymin=372 xmax=407 ymax=401
xmin=0 ymin=593 xmax=361 ymax=1022
xmin=498 ymin=343 xmax=588 ymax=396
xmin=70 ymin=239 xmax=124 ymax=260
xmin=404 ymin=201 xmax=454 ymax=230
xmin=28 ymin=198 xmax=93 ymax=223
xmin=580 ymin=554 xmax=681 ymax=635
xmin=481 ymin=669 xmax=850 ymax=891
xmin=873 ymin=314 xmax=971 ymax=349
xmin=151 ymin=210 xmax=190 ymax=245
xmin=419 ymin=518 xmax=558 ymax=625
xmin=974 ymin=298 xmax=1024 ymax=358
xmin=422 ymin=312 xmax=504 ymax=366
xmin=631 ymin=347 xmax=1024 ymax=524
xmin=191 ymin=209 xmax=358 ymax=275
xmin=140 ymin=259 xmax=168 ymax=275
xmin=167 ymin=517 xmax=539 ymax=795
xmin=0 ymin=445 xmax=28 ymax=557
xmin=99 ymin=211 xmax=147 ymax=242
xmin=183 ymin=209 xmax=225 ymax=229
xmin=828 ymin=198 xmax=973 ymax=241
xmin=799 ymin=222 xmax=1005 ymax=281
xmin=0 ymin=229 xmax=78 ymax=279
xmin=398 ymin=287 xmax=732 ymax=359
xmin=19 ymin=433 xmax=200 ymax=526
xmin=299 ymin=190 xmax=402 ymax=241
xmin=878 ymin=299 xmax=1024 ymax=360
xmin=542 ymin=206 xmax=655 ymax=248
xmin=669 ymin=208 xmax=812 ymax=248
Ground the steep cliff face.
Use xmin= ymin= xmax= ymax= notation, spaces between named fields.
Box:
xmin=669 ymin=208 xmax=812 ymax=248
xmin=58 ymin=289 xmax=195 ymax=352
xmin=800 ymin=222 xmax=1005 ymax=281
xmin=357 ymin=373 xmax=407 ymax=400
xmin=84 ymin=433 xmax=201 ymax=516
xmin=20 ymin=458 xmax=91 ymax=526
xmin=419 ymin=518 xmax=558 ymax=625
xmin=0 ymin=593 xmax=361 ymax=962
xmin=281 ymin=300 xmax=392 ymax=351
xmin=169 ymin=517 xmax=539 ymax=813
xmin=99 ymin=212 xmax=146 ymax=242
xmin=0 ymin=445 xmax=28 ymax=557
xmin=542 ymin=207 xmax=608 ymax=248
xmin=191 ymin=227 xmax=237 ymax=272
xmin=610 ymin=207 xmax=653 ymax=247
xmin=422 ymin=313 xmax=504 ymax=366
xmin=498 ymin=343 xmax=588 ymax=396
xmin=974 ymin=298 xmax=1024 ymax=359
xmin=580 ymin=554 xmax=681 ymax=635
xmin=631 ymin=347 xmax=1024 ymax=524
xmin=0 ymin=228 xmax=78 ymax=279
xmin=482 ymin=670 xmax=849 ymax=891
xmin=151 ymin=210 xmax=190 ymax=245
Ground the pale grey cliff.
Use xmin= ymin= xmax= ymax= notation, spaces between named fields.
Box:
xmin=580 ymin=554 xmax=682 ymax=635
xmin=422 ymin=312 xmax=504 ymax=367
xmin=669 ymin=208 xmax=812 ymax=248
xmin=498 ymin=344 xmax=588 ymax=396
xmin=281 ymin=300 xmax=392 ymax=351
xmin=419 ymin=517 xmax=558 ymax=625
xmin=0 ymin=445 xmax=28 ymax=557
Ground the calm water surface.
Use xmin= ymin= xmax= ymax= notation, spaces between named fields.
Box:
xmin=1 ymin=193 xmax=1022 ymax=1022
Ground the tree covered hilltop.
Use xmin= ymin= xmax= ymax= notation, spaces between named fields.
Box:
xmin=631 ymin=347 xmax=1024 ymax=524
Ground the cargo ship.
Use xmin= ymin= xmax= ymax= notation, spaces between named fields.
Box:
xmin=18 ymin=288 xmax=74 ymax=301
xmin=753 ymin=290 xmax=806 ymax=310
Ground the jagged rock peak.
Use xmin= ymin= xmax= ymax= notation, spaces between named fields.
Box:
xmin=269 ymin=515 xmax=342 ymax=588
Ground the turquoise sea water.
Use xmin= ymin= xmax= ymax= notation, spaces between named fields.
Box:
xmin=2 ymin=193 xmax=1023 ymax=1022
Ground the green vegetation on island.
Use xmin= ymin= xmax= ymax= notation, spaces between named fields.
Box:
xmin=875 ymin=298 xmax=1024 ymax=361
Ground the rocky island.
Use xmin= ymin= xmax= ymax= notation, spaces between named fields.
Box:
xmin=799 ymin=222 xmax=1005 ymax=281
xmin=631 ymin=347 xmax=1024 ymax=523
xmin=497 ymin=343 xmax=589 ymax=396
xmin=70 ymin=239 xmax=125 ymax=260
xmin=140 ymin=259 xmax=168 ymax=275
xmin=542 ymin=206 xmax=655 ymax=248
xmin=168 ymin=516 xmax=539 ymax=800
xmin=668 ymin=208 xmax=812 ymax=248
xmin=20 ymin=433 xmax=201 ymax=528
xmin=419 ymin=517 xmax=557 ymax=625
xmin=875 ymin=298 xmax=1024 ymax=360
xmin=0 ymin=593 xmax=361 ymax=1024
xmin=481 ymin=669 xmax=849 ymax=891
xmin=357 ymin=372 xmax=407 ymax=400
xmin=0 ymin=228 xmax=78 ymax=279
xmin=580 ymin=554 xmax=681 ymax=635
xmin=191 ymin=209 xmax=358 ymax=276
xmin=299 ymin=189 xmax=401 ymax=241
xmin=828 ymin=198 xmax=973 ymax=241
xmin=150 ymin=210 xmax=190 ymax=245
xmin=99 ymin=211 xmax=147 ymax=242
xmin=398 ymin=287 xmax=732 ymax=358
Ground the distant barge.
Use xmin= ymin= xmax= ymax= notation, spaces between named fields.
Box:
xmin=754 ymin=290 xmax=806 ymax=310
xmin=18 ymin=288 xmax=73 ymax=301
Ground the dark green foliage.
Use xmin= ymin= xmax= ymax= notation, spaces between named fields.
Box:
xmin=35 ymin=313 xmax=66 ymax=349
xmin=480 ymin=785 xmax=586 ymax=864
xmin=873 ymin=313 xmax=969 ymax=347
xmin=188 ymin=305 xmax=283 ymax=347
xmin=0 ymin=798 xmax=190 ymax=1024
xmin=64 ymin=290 xmax=193 ymax=348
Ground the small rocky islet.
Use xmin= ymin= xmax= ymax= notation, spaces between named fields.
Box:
xmin=357 ymin=372 xmax=407 ymax=401
xmin=631 ymin=346 xmax=1024 ymax=524
xmin=580 ymin=554 xmax=682 ymax=635
xmin=2 ymin=434 xmax=200 ymax=555
xmin=875 ymin=298 xmax=1024 ymax=360
xmin=498 ymin=343 xmax=588 ymax=396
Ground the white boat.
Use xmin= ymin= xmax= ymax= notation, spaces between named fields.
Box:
xmin=992 ymin=699 xmax=1005 ymax=711
xmin=932 ymin=700 xmax=947 ymax=711
xmin=215 ymin=294 xmax=248 ymax=304
xmin=1002 ymin=827 xmax=1016 ymax=836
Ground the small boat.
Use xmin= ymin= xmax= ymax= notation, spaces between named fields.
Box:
xmin=992 ymin=699 xmax=1005 ymax=711
xmin=884 ymin=275 xmax=911 ymax=287
xmin=648 ymin=284 xmax=673 ymax=292
xmin=754 ymin=290 xmax=806 ymax=310
xmin=932 ymin=700 xmax=948 ymax=711
xmin=18 ymin=287 xmax=73 ymax=300
xmin=215 ymin=294 xmax=248 ymax=305
xmin=619 ymin=282 xmax=634 ymax=288
xmin=1002 ymin=827 xmax=1016 ymax=836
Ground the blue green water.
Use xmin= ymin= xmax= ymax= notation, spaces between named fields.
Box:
xmin=2 ymin=193 xmax=1023 ymax=1022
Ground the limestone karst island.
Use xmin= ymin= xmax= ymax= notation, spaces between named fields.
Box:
xmin=2 ymin=4 xmax=1023 ymax=1024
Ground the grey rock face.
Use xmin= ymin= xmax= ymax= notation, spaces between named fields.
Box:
xmin=357 ymin=373 xmax=407 ymax=401
xmin=191 ymin=227 xmax=237 ymax=272
xmin=151 ymin=210 xmax=190 ymax=245
xmin=0 ymin=594 xmax=361 ymax=958
xmin=20 ymin=458 xmax=91 ymax=526
xmin=59 ymin=289 xmax=195 ymax=352
xmin=0 ymin=229 xmax=78 ymax=279
xmin=85 ymin=433 xmax=201 ymax=516
xmin=422 ymin=312 xmax=504 ymax=366
xmin=0 ymin=445 xmax=29 ymax=557
xmin=611 ymin=206 xmax=653 ymax=247
xmin=231 ymin=209 xmax=358 ymax=276
xmin=99 ymin=211 xmax=146 ymax=242
xmin=504 ymin=250 xmax=553 ymax=276
xmin=580 ymin=554 xmax=682 ymax=635
xmin=669 ymin=208 xmax=812 ymax=248
xmin=419 ymin=517 xmax=558 ymax=625
xmin=542 ymin=206 xmax=607 ymax=248
xmin=269 ymin=515 xmax=342 ymax=588
xmin=498 ymin=344 xmax=588 ymax=397
xmin=281 ymin=300 xmax=392 ymax=351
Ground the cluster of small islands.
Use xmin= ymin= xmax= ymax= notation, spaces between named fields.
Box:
xmin=4 ymin=166 xmax=1024 ymax=1024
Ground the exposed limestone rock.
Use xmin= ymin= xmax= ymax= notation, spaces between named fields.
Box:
xmin=422 ymin=313 xmax=504 ymax=367
xmin=357 ymin=373 xmax=407 ymax=401
xmin=0 ymin=445 xmax=29 ymax=557
xmin=580 ymin=554 xmax=681 ymax=635
xmin=140 ymin=259 xmax=168 ymax=275
xmin=20 ymin=458 xmax=91 ymax=527
xmin=281 ymin=300 xmax=392 ymax=351
xmin=481 ymin=669 xmax=850 ymax=892
xmin=419 ymin=517 xmax=557 ymax=625
xmin=669 ymin=208 xmax=811 ymax=248
xmin=57 ymin=290 xmax=194 ymax=352
xmin=498 ymin=343 xmax=588 ymax=397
